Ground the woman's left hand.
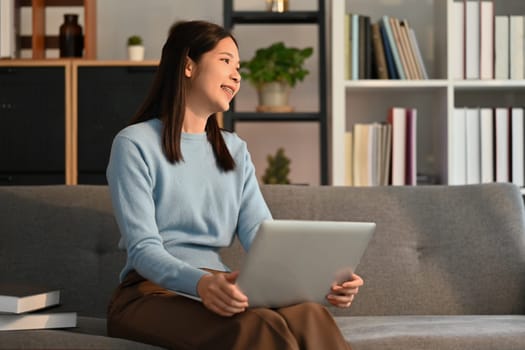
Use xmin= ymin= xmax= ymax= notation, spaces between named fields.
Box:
xmin=326 ymin=273 xmax=364 ymax=308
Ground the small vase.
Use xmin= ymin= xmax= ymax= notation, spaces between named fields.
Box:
xmin=59 ymin=14 xmax=83 ymax=58
xmin=266 ymin=0 xmax=289 ymax=12
xmin=128 ymin=45 xmax=145 ymax=61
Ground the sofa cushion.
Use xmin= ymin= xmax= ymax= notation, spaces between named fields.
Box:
xmin=336 ymin=315 xmax=525 ymax=350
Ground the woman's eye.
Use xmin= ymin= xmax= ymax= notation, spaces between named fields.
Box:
xmin=222 ymin=58 xmax=230 ymax=64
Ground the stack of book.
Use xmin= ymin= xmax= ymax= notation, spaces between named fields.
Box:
xmin=450 ymin=107 xmax=524 ymax=187
xmin=453 ymin=0 xmax=523 ymax=80
xmin=0 ymin=285 xmax=77 ymax=331
xmin=344 ymin=13 xmax=428 ymax=80
xmin=345 ymin=107 xmax=418 ymax=186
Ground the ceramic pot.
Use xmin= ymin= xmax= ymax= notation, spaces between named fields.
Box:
xmin=128 ymin=45 xmax=145 ymax=61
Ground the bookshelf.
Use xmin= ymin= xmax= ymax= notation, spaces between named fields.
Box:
xmin=330 ymin=0 xmax=525 ymax=186
xmin=223 ymin=0 xmax=328 ymax=185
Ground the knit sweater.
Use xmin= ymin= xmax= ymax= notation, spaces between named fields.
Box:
xmin=106 ymin=118 xmax=272 ymax=297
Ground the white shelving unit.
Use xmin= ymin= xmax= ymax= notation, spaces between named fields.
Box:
xmin=330 ymin=0 xmax=525 ymax=186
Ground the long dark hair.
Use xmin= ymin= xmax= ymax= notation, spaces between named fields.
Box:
xmin=131 ymin=20 xmax=236 ymax=171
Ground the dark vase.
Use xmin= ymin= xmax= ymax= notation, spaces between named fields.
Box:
xmin=59 ymin=14 xmax=83 ymax=58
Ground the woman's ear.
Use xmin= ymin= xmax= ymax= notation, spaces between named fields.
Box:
xmin=184 ymin=57 xmax=194 ymax=78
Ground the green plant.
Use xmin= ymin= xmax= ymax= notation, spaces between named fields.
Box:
xmin=240 ymin=42 xmax=313 ymax=90
xmin=262 ymin=148 xmax=291 ymax=184
xmin=127 ymin=35 xmax=143 ymax=46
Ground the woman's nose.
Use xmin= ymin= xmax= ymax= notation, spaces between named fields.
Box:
xmin=231 ymin=70 xmax=241 ymax=83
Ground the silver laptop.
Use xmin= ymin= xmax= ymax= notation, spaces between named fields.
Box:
xmin=236 ymin=219 xmax=375 ymax=308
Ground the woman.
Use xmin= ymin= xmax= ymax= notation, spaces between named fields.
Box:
xmin=106 ymin=20 xmax=363 ymax=349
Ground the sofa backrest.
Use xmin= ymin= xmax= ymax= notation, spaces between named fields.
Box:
xmin=251 ymin=183 xmax=525 ymax=316
xmin=0 ymin=185 xmax=122 ymax=318
xmin=2 ymin=183 xmax=525 ymax=318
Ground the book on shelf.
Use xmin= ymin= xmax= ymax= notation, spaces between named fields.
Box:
xmin=371 ymin=22 xmax=388 ymax=79
xmin=495 ymin=108 xmax=510 ymax=183
xmin=479 ymin=0 xmax=494 ymax=79
xmin=450 ymin=108 xmax=467 ymax=185
xmin=0 ymin=0 xmax=16 ymax=58
xmin=388 ymin=107 xmax=407 ymax=185
xmin=509 ymin=16 xmax=524 ymax=80
xmin=465 ymin=108 xmax=481 ymax=184
xmin=352 ymin=122 xmax=392 ymax=186
xmin=465 ymin=0 xmax=480 ymax=79
xmin=0 ymin=285 xmax=60 ymax=314
xmin=451 ymin=106 xmax=525 ymax=187
xmin=405 ymin=108 xmax=417 ymax=185
xmin=0 ymin=284 xmax=76 ymax=331
xmin=511 ymin=108 xmax=524 ymax=187
xmin=479 ymin=108 xmax=494 ymax=183
xmin=452 ymin=1 xmax=464 ymax=79
xmin=494 ymin=16 xmax=510 ymax=79
xmin=380 ymin=22 xmax=398 ymax=79
xmin=381 ymin=16 xmax=405 ymax=80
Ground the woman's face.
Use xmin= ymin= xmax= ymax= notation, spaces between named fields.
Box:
xmin=185 ymin=37 xmax=241 ymax=115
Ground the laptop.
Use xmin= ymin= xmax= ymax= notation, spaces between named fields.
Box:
xmin=236 ymin=219 xmax=375 ymax=308
xmin=176 ymin=219 xmax=375 ymax=308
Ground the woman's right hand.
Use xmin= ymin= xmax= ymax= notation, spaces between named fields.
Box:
xmin=196 ymin=271 xmax=249 ymax=317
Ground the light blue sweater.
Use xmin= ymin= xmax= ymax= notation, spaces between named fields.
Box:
xmin=106 ymin=118 xmax=272 ymax=297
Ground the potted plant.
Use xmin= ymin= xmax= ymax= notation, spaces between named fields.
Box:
xmin=262 ymin=148 xmax=291 ymax=184
xmin=127 ymin=35 xmax=144 ymax=61
xmin=240 ymin=42 xmax=313 ymax=112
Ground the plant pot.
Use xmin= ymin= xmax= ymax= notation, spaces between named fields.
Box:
xmin=256 ymin=82 xmax=293 ymax=112
xmin=128 ymin=45 xmax=145 ymax=61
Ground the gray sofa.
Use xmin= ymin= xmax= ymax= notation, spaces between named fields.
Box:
xmin=1 ymin=183 xmax=525 ymax=349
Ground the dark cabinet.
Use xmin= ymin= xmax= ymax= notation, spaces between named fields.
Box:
xmin=0 ymin=64 xmax=68 ymax=185
xmin=75 ymin=63 xmax=157 ymax=184
xmin=0 ymin=60 xmax=158 ymax=185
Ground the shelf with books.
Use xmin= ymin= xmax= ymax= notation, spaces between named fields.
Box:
xmin=331 ymin=0 xmax=525 ymax=187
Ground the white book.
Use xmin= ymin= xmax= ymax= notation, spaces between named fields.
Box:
xmin=0 ymin=0 xmax=16 ymax=58
xmin=479 ymin=1 xmax=494 ymax=79
xmin=408 ymin=28 xmax=428 ymax=80
xmin=0 ymin=286 xmax=60 ymax=314
xmin=452 ymin=0 xmax=465 ymax=80
xmin=494 ymin=16 xmax=510 ymax=79
xmin=450 ymin=108 xmax=467 ymax=185
xmin=465 ymin=108 xmax=481 ymax=184
xmin=388 ymin=107 xmax=407 ymax=185
xmin=480 ymin=108 xmax=494 ymax=183
xmin=509 ymin=16 xmax=524 ymax=80
xmin=465 ymin=0 xmax=480 ymax=79
xmin=353 ymin=123 xmax=370 ymax=187
xmin=369 ymin=124 xmax=381 ymax=186
xmin=0 ymin=311 xmax=76 ymax=331
xmin=511 ymin=108 xmax=524 ymax=187
xmin=495 ymin=108 xmax=510 ymax=182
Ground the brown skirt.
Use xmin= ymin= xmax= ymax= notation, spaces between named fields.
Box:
xmin=107 ymin=271 xmax=352 ymax=350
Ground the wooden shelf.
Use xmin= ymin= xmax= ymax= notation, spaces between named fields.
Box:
xmin=17 ymin=0 xmax=96 ymax=59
